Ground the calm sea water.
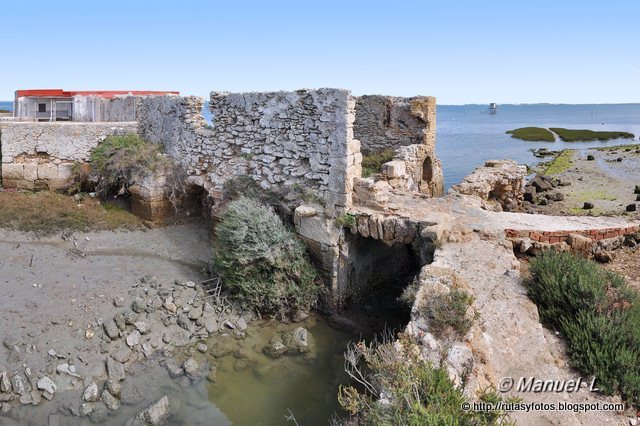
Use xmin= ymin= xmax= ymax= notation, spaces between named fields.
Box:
xmin=0 ymin=101 xmax=12 ymax=111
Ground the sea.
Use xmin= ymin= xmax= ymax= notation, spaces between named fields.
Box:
xmin=4 ymin=100 xmax=639 ymax=189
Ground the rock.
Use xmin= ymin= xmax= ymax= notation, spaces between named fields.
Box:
xmin=130 ymin=395 xmax=170 ymax=426
xmin=56 ymin=363 xmax=81 ymax=378
xmin=197 ymin=343 xmax=208 ymax=353
xmin=583 ymin=202 xmax=595 ymax=210
xmin=177 ymin=313 xmax=191 ymax=331
xmin=114 ymin=313 xmax=126 ymax=331
xmin=134 ymin=322 xmax=151 ymax=335
xmin=523 ymin=186 xmax=536 ymax=203
xmin=203 ymin=316 xmax=218 ymax=333
xmin=538 ymin=198 xmax=548 ymax=206
xmin=547 ymin=191 xmax=564 ymax=202
xmin=132 ymin=298 xmax=146 ymax=314
xmin=105 ymin=379 xmax=121 ymax=398
xmin=101 ymin=390 xmax=120 ymax=410
xmin=446 ymin=344 xmax=474 ymax=376
xmin=0 ymin=393 xmax=14 ymax=402
xmin=626 ymin=204 xmax=637 ymax=212
xmin=36 ymin=376 xmax=56 ymax=395
xmin=10 ymin=373 xmax=28 ymax=395
xmin=47 ymin=349 xmax=57 ymax=357
xmin=126 ymin=330 xmax=141 ymax=347
xmin=188 ymin=307 xmax=203 ymax=320
xmin=89 ymin=403 xmax=109 ymax=423
xmin=207 ymin=366 xmax=217 ymax=383
xmin=635 ymin=185 xmax=640 ymax=194
xmin=530 ymin=175 xmax=553 ymax=192
xmin=83 ymin=382 xmax=100 ymax=402
xmin=0 ymin=371 xmax=11 ymax=392
xmin=146 ymin=296 xmax=163 ymax=313
xmin=103 ymin=319 xmax=120 ymax=340
xmin=235 ymin=318 xmax=247 ymax=331
xmin=113 ymin=296 xmax=125 ymax=307
xmin=264 ymin=336 xmax=288 ymax=358
xmin=587 ymin=154 xmax=595 ymax=161
xmin=106 ymin=358 xmax=126 ymax=382
xmin=3 ymin=335 xmax=21 ymax=350
xmin=163 ymin=301 xmax=177 ymax=314
xmin=185 ymin=281 xmax=196 ymax=288
xmin=163 ymin=358 xmax=184 ymax=378
xmin=123 ymin=310 xmax=138 ymax=325
xmin=1 ymin=402 xmax=11 ymax=414
xmin=79 ymin=402 xmax=94 ymax=416
xmin=617 ymin=157 xmax=623 ymax=162
xmin=290 ymin=327 xmax=310 ymax=353
xmin=595 ymin=251 xmax=615 ymax=263
xmin=182 ymin=358 xmax=199 ymax=379
xmin=112 ymin=347 xmax=133 ymax=363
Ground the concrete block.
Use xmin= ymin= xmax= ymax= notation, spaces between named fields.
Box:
xmin=37 ymin=163 xmax=60 ymax=180
xmin=382 ymin=160 xmax=406 ymax=179
xmin=23 ymin=163 xmax=38 ymax=182
xmin=1 ymin=163 xmax=24 ymax=180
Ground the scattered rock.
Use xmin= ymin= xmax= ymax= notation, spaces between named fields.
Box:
xmin=583 ymin=202 xmax=595 ymax=210
xmin=101 ymin=389 xmax=120 ymax=410
xmin=188 ymin=307 xmax=203 ymax=320
xmin=0 ymin=372 xmax=11 ymax=392
xmin=106 ymin=358 xmax=126 ymax=382
xmin=113 ymin=296 xmax=125 ymax=307
xmin=163 ymin=358 xmax=184 ymax=378
xmin=289 ymin=327 xmax=310 ymax=353
xmin=134 ymin=322 xmax=151 ymax=335
xmin=123 ymin=310 xmax=138 ymax=325
xmin=56 ymin=363 xmax=81 ymax=379
xmin=626 ymin=204 xmax=637 ymax=212
xmin=129 ymin=395 xmax=170 ymax=426
xmin=83 ymin=382 xmax=100 ymax=402
xmin=235 ymin=318 xmax=247 ymax=331
xmin=177 ymin=313 xmax=191 ymax=331
xmin=206 ymin=366 xmax=217 ymax=383
xmin=546 ymin=191 xmax=564 ymax=202
xmin=112 ymin=348 xmax=133 ymax=363
xmin=36 ymin=376 xmax=56 ymax=395
xmin=264 ymin=336 xmax=288 ymax=358
xmin=182 ymin=358 xmax=199 ymax=380
xmin=132 ymin=298 xmax=146 ymax=314
xmin=203 ymin=316 xmax=218 ymax=333
xmin=103 ymin=319 xmax=120 ymax=340
xmin=197 ymin=343 xmax=208 ymax=353
xmin=587 ymin=154 xmax=595 ymax=161
xmin=126 ymin=330 xmax=141 ymax=347
xmin=105 ymin=379 xmax=121 ymax=398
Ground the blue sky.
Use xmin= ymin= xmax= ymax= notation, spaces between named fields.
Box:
xmin=1 ymin=0 xmax=639 ymax=104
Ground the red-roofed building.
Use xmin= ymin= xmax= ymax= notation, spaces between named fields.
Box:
xmin=13 ymin=89 xmax=179 ymax=122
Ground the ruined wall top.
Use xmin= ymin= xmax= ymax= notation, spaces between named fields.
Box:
xmin=137 ymin=89 xmax=361 ymax=216
xmin=353 ymin=95 xmax=435 ymax=154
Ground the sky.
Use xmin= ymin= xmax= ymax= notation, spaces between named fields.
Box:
xmin=1 ymin=0 xmax=639 ymax=104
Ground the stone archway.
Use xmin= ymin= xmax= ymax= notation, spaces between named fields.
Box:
xmin=422 ymin=156 xmax=433 ymax=182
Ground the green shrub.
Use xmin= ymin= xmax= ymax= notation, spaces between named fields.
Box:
xmin=89 ymin=134 xmax=185 ymax=202
xmin=335 ymin=213 xmax=356 ymax=229
xmin=506 ymin=127 xmax=555 ymax=142
xmin=422 ymin=288 xmax=477 ymax=338
xmin=213 ymin=196 xmax=320 ymax=318
xmin=526 ymin=250 xmax=640 ymax=404
xmin=362 ymin=148 xmax=395 ymax=178
xmin=338 ymin=335 xmax=513 ymax=425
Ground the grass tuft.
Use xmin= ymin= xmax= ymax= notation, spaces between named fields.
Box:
xmin=361 ymin=148 xmax=395 ymax=178
xmin=0 ymin=191 xmax=142 ymax=235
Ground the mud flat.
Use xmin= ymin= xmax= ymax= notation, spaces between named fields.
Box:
xmin=526 ymin=145 xmax=640 ymax=217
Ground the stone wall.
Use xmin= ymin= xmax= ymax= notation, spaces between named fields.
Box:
xmin=0 ymin=121 xmax=136 ymax=190
xmin=354 ymin=95 xmax=435 ymax=153
xmin=137 ymin=90 xmax=361 ymax=216
xmin=449 ymin=160 xmax=526 ymax=211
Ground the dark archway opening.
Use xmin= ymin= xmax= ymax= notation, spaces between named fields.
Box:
xmin=422 ymin=156 xmax=433 ymax=182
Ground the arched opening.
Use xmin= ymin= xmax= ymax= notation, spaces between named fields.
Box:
xmin=422 ymin=156 xmax=433 ymax=182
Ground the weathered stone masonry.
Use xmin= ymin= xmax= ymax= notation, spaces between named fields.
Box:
xmin=137 ymin=90 xmax=361 ymax=216
xmin=0 ymin=121 xmax=136 ymax=190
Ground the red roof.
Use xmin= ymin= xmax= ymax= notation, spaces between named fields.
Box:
xmin=15 ymin=89 xmax=179 ymax=98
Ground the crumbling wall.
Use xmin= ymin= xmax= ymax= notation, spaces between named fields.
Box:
xmin=137 ymin=90 xmax=361 ymax=216
xmin=354 ymin=96 xmax=443 ymax=196
xmin=449 ymin=160 xmax=526 ymax=212
xmin=0 ymin=121 xmax=136 ymax=190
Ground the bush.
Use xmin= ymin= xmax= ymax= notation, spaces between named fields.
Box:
xmin=526 ymin=250 xmax=640 ymax=403
xmin=362 ymin=148 xmax=395 ymax=178
xmin=89 ymin=134 xmax=185 ymax=203
xmin=338 ymin=334 xmax=513 ymax=425
xmin=213 ymin=196 xmax=320 ymax=318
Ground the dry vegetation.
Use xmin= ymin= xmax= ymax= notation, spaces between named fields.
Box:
xmin=0 ymin=191 xmax=143 ymax=234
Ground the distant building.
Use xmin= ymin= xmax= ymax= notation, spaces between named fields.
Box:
xmin=13 ymin=89 xmax=179 ymax=122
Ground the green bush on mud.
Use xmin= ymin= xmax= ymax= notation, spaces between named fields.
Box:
xmin=526 ymin=250 xmax=640 ymax=403
xmin=213 ymin=196 xmax=320 ymax=318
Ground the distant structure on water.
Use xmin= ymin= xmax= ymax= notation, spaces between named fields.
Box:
xmin=489 ymin=103 xmax=497 ymax=114
xmin=12 ymin=89 xmax=179 ymax=122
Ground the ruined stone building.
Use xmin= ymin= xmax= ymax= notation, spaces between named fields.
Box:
xmin=0 ymin=88 xmax=444 ymax=305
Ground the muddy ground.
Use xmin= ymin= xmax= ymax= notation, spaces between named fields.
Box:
xmin=528 ymin=145 xmax=640 ymax=217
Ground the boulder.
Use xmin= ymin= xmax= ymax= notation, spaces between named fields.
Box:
xmin=83 ymin=382 xmax=100 ymax=402
xmin=101 ymin=390 xmax=120 ymax=410
xmin=128 ymin=395 xmax=170 ymax=426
